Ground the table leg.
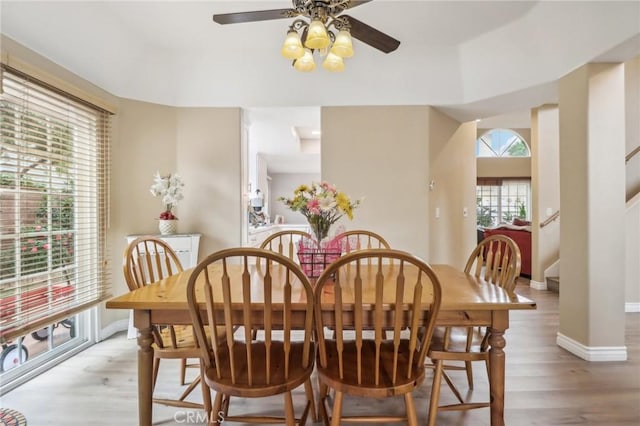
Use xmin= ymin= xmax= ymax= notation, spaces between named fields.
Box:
xmin=134 ymin=310 xmax=153 ymax=426
xmin=488 ymin=311 xmax=508 ymax=426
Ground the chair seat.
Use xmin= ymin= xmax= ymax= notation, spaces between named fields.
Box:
xmin=428 ymin=327 xmax=488 ymax=363
xmin=154 ymin=325 xmax=226 ymax=358
xmin=204 ymin=340 xmax=315 ymax=398
xmin=316 ymin=340 xmax=425 ymax=398
xmin=429 ymin=326 xmax=482 ymax=351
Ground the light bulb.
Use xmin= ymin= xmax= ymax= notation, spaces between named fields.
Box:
xmin=305 ymin=19 xmax=330 ymax=50
xmin=294 ymin=49 xmax=316 ymax=72
xmin=330 ymin=30 xmax=354 ymax=58
xmin=322 ymin=52 xmax=345 ymax=72
xmin=281 ymin=30 xmax=304 ymax=60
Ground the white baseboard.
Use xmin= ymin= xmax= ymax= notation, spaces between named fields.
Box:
xmin=529 ymin=279 xmax=547 ymax=290
xmin=556 ymin=332 xmax=627 ymax=361
xmin=100 ymin=318 xmax=128 ymax=341
xmin=625 ymin=303 xmax=640 ymax=313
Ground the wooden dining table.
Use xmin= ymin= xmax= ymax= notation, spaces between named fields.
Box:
xmin=106 ymin=263 xmax=536 ymax=426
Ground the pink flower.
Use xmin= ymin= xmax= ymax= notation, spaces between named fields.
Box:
xmin=306 ymin=198 xmax=320 ymax=215
xmin=55 ymin=235 xmax=61 ymax=240
xmin=31 ymin=247 xmax=38 ymax=253
xmin=22 ymin=246 xmax=27 ymax=251
xmin=28 ymin=239 xmax=34 ymax=244
xmin=320 ymin=181 xmax=336 ymax=193
xmin=43 ymin=244 xmax=50 ymax=250
xmin=35 ymin=225 xmax=42 ymax=231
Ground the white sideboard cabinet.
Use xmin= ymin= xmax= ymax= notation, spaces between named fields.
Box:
xmin=126 ymin=233 xmax=201 ymax=268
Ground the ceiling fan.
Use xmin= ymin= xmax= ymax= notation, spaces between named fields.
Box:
xmin=212 ymin=0 xmax=400 ymax=56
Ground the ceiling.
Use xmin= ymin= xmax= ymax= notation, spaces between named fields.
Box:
xmin=2 ymin=1 xmax=639 ymax=173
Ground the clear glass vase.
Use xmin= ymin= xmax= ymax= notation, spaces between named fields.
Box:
xmin=308 ymin=218 xmax=330 ymax=244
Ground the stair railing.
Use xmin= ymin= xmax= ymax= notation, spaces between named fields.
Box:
xmin=627 ymin=145 xmax=640 ymax=164
xmin=540 ymin=210 xmax=560 ymax=228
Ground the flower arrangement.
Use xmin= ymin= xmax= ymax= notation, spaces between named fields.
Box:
xmin=279 ymin=181 xmax=361 ymax=243
xmin=150 ymin=172 xmax=184 ymax=220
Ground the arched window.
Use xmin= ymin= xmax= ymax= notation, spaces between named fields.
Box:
xmin=476 ymin=129 xmax=530 ymax=158
xmin=476 ymin=129 xmax=531 ymax=227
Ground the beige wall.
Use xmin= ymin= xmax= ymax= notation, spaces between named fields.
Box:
xmin=109 ymin=102 xmax=243 ymax=326
xmin=321 ymin=105 xmax=476 ymax=268
xmin=624 ymin=56 xmax=640 ymax=308
xmin=428 ymin=110 xmax=478 ymax=269
xmin=107 ymin=99 xmax=178 ymax=325
xmin=477 ymin=157 xmax=531 ymax=178
xmin=175 ymin=107 xmax=242 ymax=258
xmin=624 ymin=55 xmax=640 ymax=309
xmin=531 ymin=105 xmax=560 ymax=283
xmin=627 ymin=196 xmax=640 ymax=308
xmin=321 ymin=106 xmax=431 ymax=258
xmin=559 ymin=63 xmax=626 ymax=354
xmin=626 ymin=56 xmax=640 ymax=200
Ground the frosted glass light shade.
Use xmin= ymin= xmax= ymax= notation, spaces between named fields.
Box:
xmin=281 ymin=30 xmax=305 ymax=59
xmin=305 ymin=19 xmax=330 ymax=49
xmin=322 ymin=52 xmax=345 ymax=72
xmin=330 ymin=30 xmax=354 ymax=58
xmin=294 ymin=49 xmax=316 ymax=72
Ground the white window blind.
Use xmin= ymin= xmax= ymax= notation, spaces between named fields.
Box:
xmin=0 ymin=66 xmax=111 ymax=343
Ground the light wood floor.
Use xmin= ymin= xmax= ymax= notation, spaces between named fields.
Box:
xmin=3 ymin=281 xmax=640 ymax=425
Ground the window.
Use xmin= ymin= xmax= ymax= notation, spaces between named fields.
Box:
xmin=0 ymin=66 xmax=111 ymax=387
xmin=476 ymin=129 xmax=530 ymax=157
xmin=476 ymin=178 xmax=530 ymax=227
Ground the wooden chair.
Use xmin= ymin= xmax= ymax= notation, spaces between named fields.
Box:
xmin=314 ymin=249 xmax=442 ymax=425
xmin=426 ymin=234 xmax=521 ymax=425
xmin=260 ymin=229 xmax=312 ymax=262
xmin=335 ymin=229 xmax=390 ymax=253
xmin=254 ymin=230 xmax=313 ymax=340
xmin=123 ymin=236 xmax=211 ymax=411
xmin=332 ymin=230 xmax=393 ymax=338
xmin=186 ymin=247 xmax=316 ymax=425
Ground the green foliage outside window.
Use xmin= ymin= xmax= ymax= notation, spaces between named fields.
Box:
xmin=0 ymin=106 xmax=75 ymax=280
xmin=476 ymin=197 xmax=495 ymax=227
xmin=507 ymin=141 xmax=529 ymax=157
xmin=0 ymin=175 xmax=74 ymax=279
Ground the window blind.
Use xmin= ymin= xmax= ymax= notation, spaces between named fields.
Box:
xmin=0 ymin=65 xmax=111 ymax=343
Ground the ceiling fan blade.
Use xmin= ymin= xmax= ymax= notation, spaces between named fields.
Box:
xmin=345 ymin=0 xmax=373 ymax=10
xmin=342 ymin=15 xmax=400 ymax=53
xmin=213 ymin=9 xmax=293 ymax=25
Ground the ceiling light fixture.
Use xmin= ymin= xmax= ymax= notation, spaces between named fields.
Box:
xmin=281 ymin=12 xmax=354 ymax=73
xmin=214 ymin=1 xmax=401 ymax=73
